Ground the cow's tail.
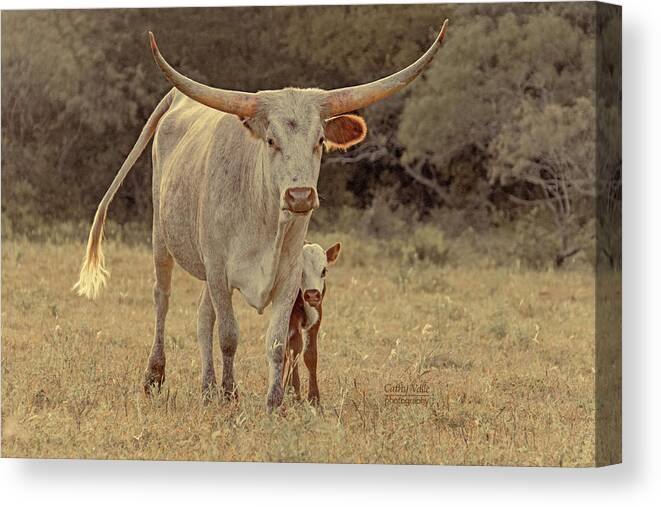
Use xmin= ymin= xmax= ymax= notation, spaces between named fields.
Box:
xmin=74 ymin=89 xmax=175 ymax=299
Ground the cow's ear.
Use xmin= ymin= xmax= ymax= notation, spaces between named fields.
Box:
xmin=326 ymin=242 xmax=342 ymax=266
xmin=324 ymin=115 xmax=367 ymax=150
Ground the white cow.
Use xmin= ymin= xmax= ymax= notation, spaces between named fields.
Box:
xmin=74 ymin=20 xmax=448 ymax=410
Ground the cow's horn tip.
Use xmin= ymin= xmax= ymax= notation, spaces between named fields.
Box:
xmin=148 ymin=31 xmax=157 ymax=51
xmin=438 ymin=19 xmax=449 ymax=42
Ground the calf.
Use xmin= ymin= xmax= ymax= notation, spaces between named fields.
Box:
xmin=284 ymin=242 xmax=342 ymax=405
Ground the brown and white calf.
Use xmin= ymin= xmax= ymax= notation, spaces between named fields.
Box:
xmin=283 ymin=242 xmax=341 ymax=405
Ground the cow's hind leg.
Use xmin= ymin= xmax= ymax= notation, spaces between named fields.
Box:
xmin=197 ymin=284 xmax=217 ymax=400
xmin=143 ymin=242 xmax=174 ymax=395
xmin=207 ymin=276 xmax=240 ymax=399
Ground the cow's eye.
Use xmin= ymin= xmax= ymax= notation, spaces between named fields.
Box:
xmin=267 ymin=138 xmax=275 ymax=147
xmin=321 ymin=268 xmax=327 ymax=278
xmin=319 ymin=136 xmax=325 ymax=145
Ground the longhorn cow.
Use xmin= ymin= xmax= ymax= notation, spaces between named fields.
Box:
xmin=74 ymin=20 xmax=449 ymax=410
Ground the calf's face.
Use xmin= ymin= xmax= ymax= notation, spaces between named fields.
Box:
xmin=301 ymin=242 xmax=342 ymax=307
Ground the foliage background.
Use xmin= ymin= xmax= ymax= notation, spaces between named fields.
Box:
xmin=1 ymin=3 xmax=619 ymax=269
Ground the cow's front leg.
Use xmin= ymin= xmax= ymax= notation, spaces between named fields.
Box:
xmin=265 ymin=288 xmax=298 ymax=411
xmin=207 ymin=275 xmax=240 ymax=399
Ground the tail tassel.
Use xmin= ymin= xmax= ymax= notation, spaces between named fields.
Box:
xmin=73 ymin=254 xmax=109 ymax=300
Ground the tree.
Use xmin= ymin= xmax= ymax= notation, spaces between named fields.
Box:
xmin=488 ymin=98 xmax=596 ymax=266
xmin=1 ymin=10 xmax=156 ymax=223
xmin=397 ymin=4 xmax=596 ymax=212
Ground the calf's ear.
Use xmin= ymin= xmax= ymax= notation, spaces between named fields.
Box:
xmin=326 ymin=242 xmax=342 ymax=265
xmin=324 ymin=115 xmax=367 ymax=150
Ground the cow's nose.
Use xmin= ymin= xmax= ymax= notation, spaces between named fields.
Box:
xmin=303 ymin=289 xmax=321 ymax=306
xmin=284 ymin=187 xmax=317 ymax=213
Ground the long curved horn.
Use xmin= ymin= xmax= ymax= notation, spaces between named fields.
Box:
xmin=148 ymin=32 xmax=259 ymax=117
xmin=321 ymin=19 xmax=449 ymax=118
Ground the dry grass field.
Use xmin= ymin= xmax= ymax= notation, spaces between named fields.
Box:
xmin=1 ymin=232 xmax=597 ymax=466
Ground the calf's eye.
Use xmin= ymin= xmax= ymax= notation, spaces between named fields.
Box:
xmin=321 ymin=268 xmax=327 ymax=278
xmin=319 ymin=136 xmax=325 ymax=145
xmin=267 ymin=138 xmax=275 ymax=147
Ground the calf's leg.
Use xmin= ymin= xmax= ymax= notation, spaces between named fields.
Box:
xmin=304 ymin=308 xmax=322 ymax=405
xmin=284 ymin=328 xmax=303 ymax=400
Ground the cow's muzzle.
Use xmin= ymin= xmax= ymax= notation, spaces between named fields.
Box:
xmin=283 ymin=187 xmax=318 ymax=214
xmin=303 ymin=289 xmax=322 ymax=307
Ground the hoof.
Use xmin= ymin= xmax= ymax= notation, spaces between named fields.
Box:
xmin=143 ymin=358 xmax=165 ymax=396
xmin=308 ymin=393 xmax=320 ymax=406
xmin=283 ymin=385 xmax=302 ymax=402
xmin=308 ymin=386 xmax=320 ymax=406
xmin=143 ymin=373 xmax=164 ymax=396
xmin=223 ymin=384 xmax=240 ymax=401
xmin=201 ymin=386 xmax=217 ymax=405
xmin=266 ymin=384 xmax=284 ymax=412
